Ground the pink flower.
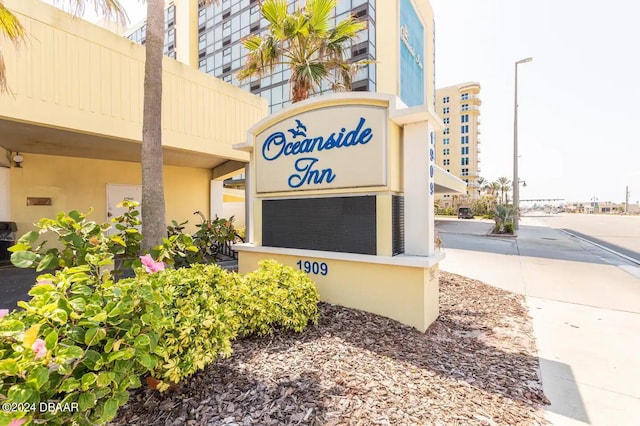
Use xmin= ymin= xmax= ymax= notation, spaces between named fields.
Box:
xmin=140 ymin=254 xmax=165 ymax=274
xmin=32 ymin=338 xmax=47 ymax=360
xmin=9 ymin=419 xmax=26 ymax=426
xmin=0 ymin=309 xmax=9 ymax=319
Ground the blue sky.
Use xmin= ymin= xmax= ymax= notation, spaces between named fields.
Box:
xmin=51 ymin=0 xmax=639 ymax=204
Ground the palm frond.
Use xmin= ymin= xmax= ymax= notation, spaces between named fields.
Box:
xmin=0 ymin=2 xmax=25 ymax=43
xmin=306 ymin=0 xmax=335 ymax=34
xmin=292 ymin=62 xmax=327 ymax=88
xmin=241 ymin=0 xmax=364 ymax=102
xmin=0 ymin=2 xmax=26 ymax=94
xmin=237 ymin=34 xmax=280 ymax=81
xmin=329 ymin=16 xmax=367 ymax=45
xmin=261 ymin=0 xmax=288 ymax=35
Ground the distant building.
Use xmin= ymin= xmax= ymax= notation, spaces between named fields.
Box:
xmin=124 ymin=0 xmax=398 ymax=114
xmin=434 ymin=82 xmax=481 ymax=207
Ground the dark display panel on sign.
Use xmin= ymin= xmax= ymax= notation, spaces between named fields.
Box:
xmin=262 ymin=196 xmax=377 ymax=255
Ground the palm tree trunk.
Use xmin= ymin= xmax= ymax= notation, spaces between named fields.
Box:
xmin=141 ymin=0 xmax=167 ymax=251
xmin=292 ymin=81 xmax=310 ymax=103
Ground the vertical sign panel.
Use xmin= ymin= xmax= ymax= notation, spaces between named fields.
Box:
xmin=400 ymin=0 xmax=425 ymax=107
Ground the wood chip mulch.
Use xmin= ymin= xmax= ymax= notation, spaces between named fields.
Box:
xmin=110 ymin=272 xmax=550 ymax=426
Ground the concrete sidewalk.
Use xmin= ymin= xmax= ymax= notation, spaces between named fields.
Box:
xmin=438 ymin=218 xmax=640 ymax=425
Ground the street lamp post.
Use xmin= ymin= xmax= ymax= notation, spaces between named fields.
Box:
xmin=514 ymin=57 xmax=532 ymax=230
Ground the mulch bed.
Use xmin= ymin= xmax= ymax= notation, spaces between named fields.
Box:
xmin=110 ymin=272 xmax=549 ymax=425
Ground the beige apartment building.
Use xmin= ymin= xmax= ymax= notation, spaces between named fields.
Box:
xmin=434 ymin=82 xmax=481 ymax=207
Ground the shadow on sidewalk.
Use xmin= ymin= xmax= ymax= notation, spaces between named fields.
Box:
xmin=539 ymin=358 xmax=591 ymax=423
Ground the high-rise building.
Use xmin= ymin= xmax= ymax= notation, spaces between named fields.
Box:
xmin=125 ymin=0 xmax=435 ymax=114
xmin=434 ymin=82 xmax=481 ymax=205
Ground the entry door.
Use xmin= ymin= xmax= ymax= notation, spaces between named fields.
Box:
xmin=106 ymin=184 xmax=142 ymax=228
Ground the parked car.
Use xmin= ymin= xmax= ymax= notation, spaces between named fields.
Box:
xmin=457 ymin=207 xmax=474 ymax=219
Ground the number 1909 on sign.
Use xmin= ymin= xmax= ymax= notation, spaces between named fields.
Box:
xmin=296 ymin=260 xmax=328 ymax=276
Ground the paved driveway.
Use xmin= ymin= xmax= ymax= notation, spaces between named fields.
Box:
xmin=0 ymin=267 xmax=40 ymax=310
xmin=437 ymin=216 xmax=640 ymax=426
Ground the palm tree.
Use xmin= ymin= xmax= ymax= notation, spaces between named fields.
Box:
xmin=140 ymin=0 xmax=166 ymax=251
xmin=476 ymin=177 xmax=486 ymax=196
xmin=496 ymin=177 xmax=511 ymax=205
xmin=237 ymin=0 xmax=367 ymax=103
xmin=503 ymin=183 xmax=512 ymax=204
xmin=141 ymin=0 xmax=218 ymax=250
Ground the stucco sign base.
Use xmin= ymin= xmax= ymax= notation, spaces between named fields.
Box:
xmin=235 ymin=245 xmax=441 ymax=332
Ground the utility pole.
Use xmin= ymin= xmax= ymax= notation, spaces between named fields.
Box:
xmin=626 ymin=186 xmax=630 ymax=214
xmin=513 ymin=57 xmax=533 ymax=230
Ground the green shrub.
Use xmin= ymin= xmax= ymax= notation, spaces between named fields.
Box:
xmin=160 ymin=214 xmax=239 ymax=268
xmin=220 ymin=260 xmax=320 ymax=337
xmin=0 ymin=263 xmax=166 ymax=425
xmin=128 ymin=265 xmax=236 ymax=390
xmin=493 ymin=205 xmax=516 ymax=233
xmin=126 ymin=261 xmax=319 ymax=391
xmin=8 ymin=206 xmax=144 ymax=276
xmin=2 ymin=206 xmax=320 ymax=424
xmin=504 ymin=223 xmax=515 ymax=234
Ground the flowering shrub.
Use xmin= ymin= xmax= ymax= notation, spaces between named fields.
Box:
xmin=0 ymin=261 xmax=167 ymax=425
xmin=139 ymin=254 xmax=165 ymax=274
xmin=1 ymin=206 xmax=320 ymax=424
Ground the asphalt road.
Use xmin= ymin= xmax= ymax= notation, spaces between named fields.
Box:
xmin=521 ymin=212 xmax=640 ymax=263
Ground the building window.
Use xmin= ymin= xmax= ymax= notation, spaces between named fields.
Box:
xmin=443 ymin=128 xmax=449 ymax=134
xmin=461 ymin=147 xmax=469 ymax=155
xmin=461 ymin=157 xmax=469 ymax=166
xmin=461 ymin=136 xmax=469 ymax=144
xmin=351 ymin=41 xmax=368 ymax=59
xmin=461 ymin=125 xmax=469 ymax=134
xmin=461 ymin=93 xmax=469 ymax=100
xmin=461 ymin=104 xmax=469 ymax=111
xmin=443 ymin=138 xmax=450 ymax=145
xmin=443 ymin=118 xmax=450 ymax=124
xmin=443 ymin=159 xmax=450 ymax=166
xmin=461 ymin=168 xmax=469 ymax=176
xmin=443 ymin=107 xmax=450 ymax=114
xmin=443 ymin=96 xmax=449 ymax=103
xmin=461 ymin=114 xmax=469 ymax=123
xmin=443 ymin=148 xmax=450 ymax=155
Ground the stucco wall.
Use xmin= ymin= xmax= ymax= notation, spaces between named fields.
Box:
xmin=9 ymin=153 xmax=211 ymax=235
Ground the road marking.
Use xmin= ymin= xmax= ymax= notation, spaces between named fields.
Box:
xmin=561 ymin=230 xmax=640 ymax=266
xmin=618 ymin=265 xmax=640 ymax=280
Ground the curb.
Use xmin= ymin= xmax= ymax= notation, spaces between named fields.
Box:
xmin=485 ymin=231 xmax=518 ymax=239
xmin=561 ymin=230 xmax=640 ymax=265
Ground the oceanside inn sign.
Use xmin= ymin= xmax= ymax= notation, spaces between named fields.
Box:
xmin=255 ymin=105 xmax=387 ymax=193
